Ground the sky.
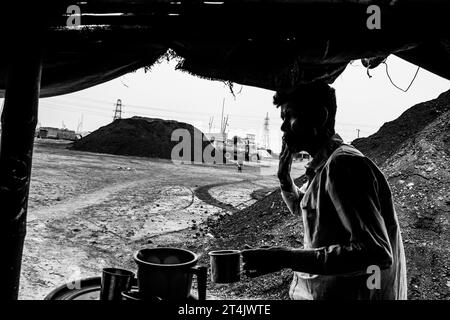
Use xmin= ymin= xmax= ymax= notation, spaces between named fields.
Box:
xmin=2 ymin=54 xmax=449 ymax=153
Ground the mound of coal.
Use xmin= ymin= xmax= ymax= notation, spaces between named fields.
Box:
xmin=369 ymin=90 xmax=450 ymax=300
xmin=71 ymin=116 xmax=222 ymax=161
xmin=352 ymin=89 xmax=450 ymax=166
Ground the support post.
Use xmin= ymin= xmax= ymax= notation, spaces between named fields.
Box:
xmin=0 ymin=43 xmax=42 ymax=300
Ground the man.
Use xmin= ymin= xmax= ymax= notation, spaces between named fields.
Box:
xmin=237 ymin=160 xmax=243 ymax=172
xmin=241 ymin=82 xmax=407 ymax=300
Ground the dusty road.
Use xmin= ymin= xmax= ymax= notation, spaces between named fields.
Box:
xmin=20 ymin=139 xmax=305 ymax=299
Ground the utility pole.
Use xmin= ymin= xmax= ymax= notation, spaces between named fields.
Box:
xmin=220 ymin=98 xmax=225 ymax=133
xmin=76 ymin=115 xmax=84 ymax=134
xmin=219 ymin=98 xmax=229 ymax=137
xmin=222 ymin=115 xmax=229 ymax=135
xmin=113 ymin=99 xmax=122 ymax=121
xmin=262 ymin=112 xmax=270 ymax=149
xmin=0 ymin=38 xmax=43 ymax=300
xmin=208 ymin=116 xmax=214 ymax=134
xmin=356 ymin=129 xmax=360 ymax=138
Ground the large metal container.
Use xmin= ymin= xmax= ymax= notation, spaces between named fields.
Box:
xmin=133 ymin=247 xmax=206 ymax=300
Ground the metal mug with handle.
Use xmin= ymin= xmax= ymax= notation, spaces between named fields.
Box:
xmin=208 ymin=247 xmax=275 ymax=284
xmin=209 ymin=250 xmax=242 ymax=284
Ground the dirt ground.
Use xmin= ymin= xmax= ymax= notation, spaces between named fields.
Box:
xmin=20 ymin=139 xmax=305 ymax=300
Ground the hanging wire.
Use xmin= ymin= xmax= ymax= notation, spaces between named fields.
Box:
xmin=119 ymin=76 xmax=129 ymax=88
xmin=383 ymin=61 xmax=420 ymax=92
xmin=366 ymin=66 xmax=373 ymax=78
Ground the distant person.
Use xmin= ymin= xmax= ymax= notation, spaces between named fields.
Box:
xmin=237 ymin=160 xmax=243 ymax=172
xmin=241 ymin=82 xmax=407 ymax=300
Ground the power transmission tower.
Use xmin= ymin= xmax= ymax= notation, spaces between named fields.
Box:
xmin=356 ymin=129 xmax=360 ymax=138
xmin=113 ymin=99 xmax=122 ymax=121
xmin=262 ymin=112 xmax=270 ymax=149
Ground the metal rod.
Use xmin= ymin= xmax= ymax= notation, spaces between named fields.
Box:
xmin=0 ymin=42 xmax=42 ymax=300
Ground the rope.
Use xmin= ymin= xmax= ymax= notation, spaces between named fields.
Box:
xmin=383 ymin=61 xmax=420 ymax=92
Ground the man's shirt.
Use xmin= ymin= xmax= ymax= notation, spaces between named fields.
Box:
xmin=290 ymin=134 xmax=407 ymax=300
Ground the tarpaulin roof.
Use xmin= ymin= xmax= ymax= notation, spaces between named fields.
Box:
xmin=0 ymin=0 xmax=449 ymax=98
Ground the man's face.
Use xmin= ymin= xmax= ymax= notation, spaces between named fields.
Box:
xmin=280 ymin=102 xmax=319 ymax=153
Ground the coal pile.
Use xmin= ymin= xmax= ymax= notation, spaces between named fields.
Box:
xmin=352 ymin=90 xmax=450 ymax=166
xmin=71 ymin=116 xmax=221 ymax=162
xmin=354 ymin=89 xmax=450 ymax=300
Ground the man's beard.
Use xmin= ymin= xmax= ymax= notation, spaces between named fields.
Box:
xmin=283 ymin=133 xmax=304 ymax=153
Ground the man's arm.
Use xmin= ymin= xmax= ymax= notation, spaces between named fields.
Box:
xmin=278 ymin=139 xmax=303 ymax=215
xmin=243 ymin=154 xmax=393 ymax=276
xmin=280 ymin=186 xmax=303 ymax=216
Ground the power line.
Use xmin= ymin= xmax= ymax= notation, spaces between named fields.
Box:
xmin=56 ymin=96 xmax=271 ymax=120
xmin=43 ymin=99 xmax=271 ymax=128
xmin=53 ymin=96 xmax=381 ymax=130
xmin=41 ymin=104 xmax=110 ymax=117
xmin=41 ymin=97 xmax=381 ymax=136
xmin=335 ymin=121 xmax=378 ymax=128
xmin=40 ymin=102 xmax=379 ymax=136
xmin=40 ymin=103 xmax=112 ymax=118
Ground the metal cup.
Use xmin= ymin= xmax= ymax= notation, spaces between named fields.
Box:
xmin=100 ymin=268 xmax=135 ymax=301
xmin=209 ymin=250 xmax=241 ymax=283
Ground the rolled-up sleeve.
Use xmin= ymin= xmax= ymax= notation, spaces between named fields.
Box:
xmin=290 ymin=154 xmax=393 ymax=275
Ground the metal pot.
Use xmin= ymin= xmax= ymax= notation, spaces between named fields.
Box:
xmin=134 ymin=247 xmax=207 ymax=300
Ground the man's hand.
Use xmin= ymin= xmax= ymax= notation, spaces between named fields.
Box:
xmin=241 ymin=245 xmax=293 ymax=277
xmin=278 ymin=138 xmax=295 ymax=192
xmin=278 ymin=137 xmax=303 ymax=214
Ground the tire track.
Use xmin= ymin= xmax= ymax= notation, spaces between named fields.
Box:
xmin=194 ymin=179 xmax=259 ymax=213
xmin=28 ymin=179 xmax=151 ymax=223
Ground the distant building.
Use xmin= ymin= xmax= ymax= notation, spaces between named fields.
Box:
xmin=37 ymin=127 xmax=80 ymax=141
xmin=205 ymin=132 xmax=227 ymax=149
xmin=38 ymin=127 xmax=59 ymax=139
xmin=245 ymin=133 xmax=256 ymax=144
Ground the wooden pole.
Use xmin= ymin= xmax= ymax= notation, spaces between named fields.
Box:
xmin=0 ymin=42 xmax=42 ymax=300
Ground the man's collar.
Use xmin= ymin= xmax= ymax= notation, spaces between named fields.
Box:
xmin=305 ymin=134 xmax=344 ymax=179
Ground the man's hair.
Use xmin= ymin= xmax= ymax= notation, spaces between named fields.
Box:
xmin=273 ymin=81 xmax=337 ymax=135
